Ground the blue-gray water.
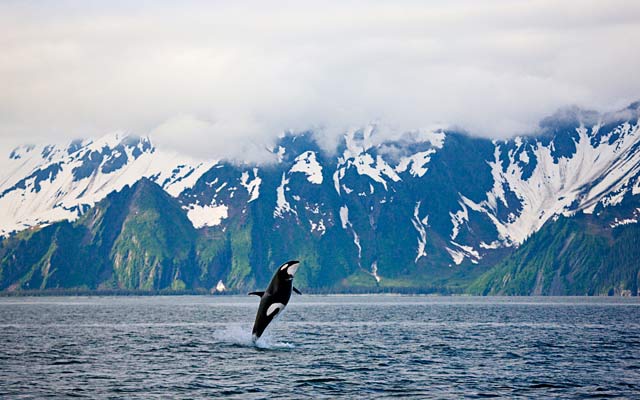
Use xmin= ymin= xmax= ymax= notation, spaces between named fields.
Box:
xmin=1 ymin=296 xmax=639 ymax=398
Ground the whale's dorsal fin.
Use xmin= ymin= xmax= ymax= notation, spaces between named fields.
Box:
xmin=293 ymin=287 xmax=302 ymax=295
xmin=248 ymin=291 xmax=265 ymax=297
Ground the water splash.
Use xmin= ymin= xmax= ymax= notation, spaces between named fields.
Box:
xmin=213 ymin=325 xmax=295 ymax=350
xmin=213 ymin=324 xmax=254 ymax=346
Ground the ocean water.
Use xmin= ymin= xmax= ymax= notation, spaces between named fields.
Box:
xmin=1 ymin=295 xmax=639 ymax=399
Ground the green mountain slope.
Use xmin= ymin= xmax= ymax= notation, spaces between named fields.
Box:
xmin=2 ymin=178 xmax=639 ymax=294
xmin=0 ymin=179 xmax=207 ymax=292
xmin=468 ymin=214 xmax=640 ymax=296
xmin=0 ymin=179 xmax=366 ymax=293
xmin=0 ymin=222 xmax=98 ymax=290
xmin=108 ymin=179 xmax=198 ymax=289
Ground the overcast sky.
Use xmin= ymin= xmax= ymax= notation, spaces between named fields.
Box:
xmin=1 ymin=1 xmax=639 ymax=160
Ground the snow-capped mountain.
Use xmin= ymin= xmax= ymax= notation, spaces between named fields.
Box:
xmin=1 ymin=103 xmax=639 ymax=292
xmin=0 ymin=132 xmax=214 ymax=235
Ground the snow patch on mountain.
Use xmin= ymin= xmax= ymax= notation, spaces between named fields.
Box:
xmin=350 ymin=154 xmax=400 ymax=190
xmin=274 ymin=173 xmax=295 ymax=218
xmin=186 ymin=203 xmax=229 ymax=228
xmin=338 ymin=204 xmax=362 ymax=259
xmin=449 ymin=201 xmax=469 ymax=240
xmin=339 ymin=205 xmax=349 ymax=229
xmin=395 ymin=149 xmax=437 ymax=177
xmin=479 ymin=241 xmax=502 ymax=250
xmin=161 ymin=162 xmax=214 ymax=197
xmin=447 ymin=241 xmax=481 ymax=265
xmin=445 ymin=248 xmax=464 ymax=265
xmin=352 ymin=230 xmax=362 ymax=259
xmin=240 ymin=168 xmax=262 ymax=202
xmin=610 ymin=217 xmax=638 ymax=228
xmin=412 ymin=201 xmax=429 ymax=262
xmin=290 ymin=151 xmax=323 ymax=184
xmin=370 ymin=261 xmax=381 ymax=283
xmin=310 ymin=219 xmax=326 ymax=235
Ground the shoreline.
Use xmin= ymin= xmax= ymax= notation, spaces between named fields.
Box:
xmin=1 ymin=289 xmax=636 ymax=297
xmin=0 ymin=289 xmax=454 ymax=297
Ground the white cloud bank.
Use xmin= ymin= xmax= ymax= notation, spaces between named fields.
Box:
xmin=1 ymin=1 xmax=639 ymax=160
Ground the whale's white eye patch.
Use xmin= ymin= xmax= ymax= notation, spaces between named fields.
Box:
xmin=280 ymin=261 xmax=300 ymax=272
xmin=286 ymin=263 xmax=299 ymax=276
xmin=266 ymin=303 xmax=285 ymax=317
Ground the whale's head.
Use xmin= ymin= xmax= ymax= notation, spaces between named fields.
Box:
xmin=279 ymin=260 xmax=300 ymax=280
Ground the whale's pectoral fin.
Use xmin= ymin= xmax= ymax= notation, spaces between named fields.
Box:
xmin=293 ymin=287 xmax=302 ymax=295
xmin=248 ymin=291 xmax=265 ymax=297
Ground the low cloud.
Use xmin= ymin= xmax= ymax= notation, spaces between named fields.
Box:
xmin=1 ymin=1 xmax=639 ymax=161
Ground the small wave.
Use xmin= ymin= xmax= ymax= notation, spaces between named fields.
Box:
xmin=50 ymin=359 xmax=84 ymax=365
xmin=255 ymin=339 xmax=296 ymax=350
xmin=213 ymin=325 xmax=295 ymax=350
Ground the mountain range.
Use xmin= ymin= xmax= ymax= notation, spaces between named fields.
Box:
xmin=1 ymin=103 xmax=639 ymax=295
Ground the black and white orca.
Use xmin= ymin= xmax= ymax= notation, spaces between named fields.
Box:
xmin=249 ymin=260 xmax=302 ymax=341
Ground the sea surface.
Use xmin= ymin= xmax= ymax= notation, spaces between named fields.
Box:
xmin=1 ymin=295 xmax=639 ymax=399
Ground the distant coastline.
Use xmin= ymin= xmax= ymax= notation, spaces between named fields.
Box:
xmin=1 ymin=287 xmax=635 ymax=297
xmin=0 ymin=286 xmax=458 ymax=297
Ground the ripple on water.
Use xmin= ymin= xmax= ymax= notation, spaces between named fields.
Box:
xmin=0 ymin=295 xmax=639 ymax=398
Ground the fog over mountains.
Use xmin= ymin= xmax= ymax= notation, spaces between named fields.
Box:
xmin=1 ymin=103 xmax=639 ymax=294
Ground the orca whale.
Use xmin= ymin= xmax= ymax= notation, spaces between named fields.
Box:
xmin=249 ymin=260 xmax=302 ymax=341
